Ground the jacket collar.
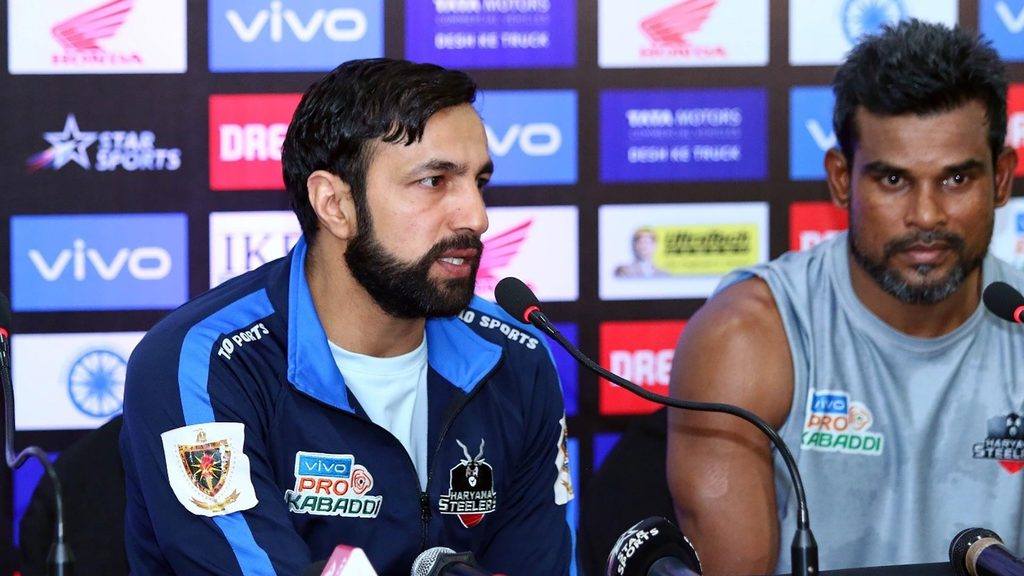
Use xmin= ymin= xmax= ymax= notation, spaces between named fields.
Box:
xmin=284 ymin=236 xmax=502 ymax=412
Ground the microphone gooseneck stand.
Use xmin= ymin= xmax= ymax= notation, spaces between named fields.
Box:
xmin=494 ymin=277 xmax=818 ymax=576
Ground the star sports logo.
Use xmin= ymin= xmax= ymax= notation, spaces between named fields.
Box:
xmin=26 ymin=113 xmax=182 ymax=173
xmin=27 ymin=114 xmax=97 ymax=171
xmin=639 ymin=0 xmax=724 ymax=57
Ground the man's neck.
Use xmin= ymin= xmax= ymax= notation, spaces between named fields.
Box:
xmin=847 ymin=254 xmax=982 ymax=338
xmin=306 ymin=242 xmax=426 ymax=358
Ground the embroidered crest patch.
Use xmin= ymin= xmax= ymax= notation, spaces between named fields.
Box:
xmin=161 ymin=422 xmax=258 ymax=517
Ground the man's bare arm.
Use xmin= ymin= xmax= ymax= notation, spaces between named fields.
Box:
xmin=666 ymin=277 xmax=795 ymax=576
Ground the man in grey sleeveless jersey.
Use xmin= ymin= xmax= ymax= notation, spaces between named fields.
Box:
xmin=667 ymin=20 xmax=1021 ymax=575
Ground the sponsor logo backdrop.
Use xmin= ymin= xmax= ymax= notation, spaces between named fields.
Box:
xmin=1 ymin=3 xmax=1022 ymax=572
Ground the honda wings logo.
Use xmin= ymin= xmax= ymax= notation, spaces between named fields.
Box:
xmin=476 ymin=219 xmax=532 ymax=293
xmin=639 ymin=0 xmax=724 ymax=57
xmin=51 ymin=0 xmax=140 ymax=64
xmin=641 ymin=0 xmax=716 ymax=45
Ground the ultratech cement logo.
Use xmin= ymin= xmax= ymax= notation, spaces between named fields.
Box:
xmin=286 ymin=451 xmax=382 ymax=518
xmin=973 ymin=412 xmax=1024 ymax=474
xmin=439 ymin=439 xmax=497 ymax=528
xmin=801 ymin=389 xmax=884 ymax=455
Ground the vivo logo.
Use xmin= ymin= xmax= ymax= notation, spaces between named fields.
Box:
xmin=219 ymin=123 xmax=288 ymax=161
xmin=297 ymin=453 xmax=353 ymax=478
xmin=805 ymin=119 xmax=836 ymax=151
xmin=997 ymin=1 xmax=1024 ymax=33
xmin=226 ymin=1 xmax=367 ymax=42
xmin=29 ymin=240 xmax=171 ymax=282
xmin=486 ymin=123 xmax=561 ymax=157
xmin=811 ymin=392 xmax=848 ymax=415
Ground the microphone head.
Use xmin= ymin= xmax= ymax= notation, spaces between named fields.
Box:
xmin=949 ymin=527 xmax=1002 ymax=576
xmin=606 ymin=516 xmax=702 ymax=576
xmin=494 ymin=277 xmax=541 ymax=324
xmin=983 ymin=281 xmax=1024 ymax=323
xmin=410 ymin=546 xmax=455 ymax=576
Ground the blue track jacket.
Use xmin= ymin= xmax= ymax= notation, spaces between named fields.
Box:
xmin=120 ymin=237 xmax=573 ymax=576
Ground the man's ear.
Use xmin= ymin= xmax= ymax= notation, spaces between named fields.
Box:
xmin=307 ymin=170 xmax=357 ymax=241
xmin=825 ymin=148 xmax=851 ymax=209
xmin=994 ymin=146 xmax=1018 ymax=208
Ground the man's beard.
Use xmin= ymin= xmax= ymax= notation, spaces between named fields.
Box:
xmin=345 ymin=220 xmax=483 ymax=319
xmin=849 ymin=229 xmax=984 ymax=304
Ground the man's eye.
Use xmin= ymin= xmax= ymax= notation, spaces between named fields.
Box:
xmin=944 ymin=173 xmax=967 ymax=186
xmin=420 ymin=176 xmax=443 ymax=187
xmin=885 ymin=174 xmax=903 ymax=186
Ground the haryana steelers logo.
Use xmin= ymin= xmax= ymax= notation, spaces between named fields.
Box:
xmin=972 ymin=412 xmax=1024 ymax=474
xmin=67 ymin=348 xmax=126 ymax=418
xmin=439 ymin=439 xmax=497 ymax=528
xmin=842 ymin=0 xmax=905 ymax=44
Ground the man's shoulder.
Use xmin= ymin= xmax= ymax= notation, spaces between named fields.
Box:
xmin=457 ymin=295 xmax=552 ymax=358
xmin=135 ymin=264 xmax=282 ymax=358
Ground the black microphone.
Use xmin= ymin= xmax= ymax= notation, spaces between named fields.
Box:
xmin=606 ymin=516 xmax=702 ymax=576
xmin=410 ymin=547 xmax=494 ymax=576
xmin=983 ymin=282 xmax=1024 ymax=323
xmin=0 ymin=292 xmax=74 ymax=575
xmin=493 ymin=277 xmax=819 ymax=576
xmin=950 ymin=527 xmax=1024 ymax=576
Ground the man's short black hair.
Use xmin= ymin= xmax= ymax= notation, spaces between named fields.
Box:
xmin=281 ymin=58 xmax=478 ymax=245
xmin=832 ymin=19 xmax=1008 ymax=166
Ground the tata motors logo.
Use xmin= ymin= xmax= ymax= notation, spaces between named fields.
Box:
xmin=981 ymin=0 xmax=1024 ymax=61
xmin=789 ymin=87 xmax=835 ymax=181
xmin=8 ymin=0 xmax=187 ymax=74
xmin=600 ymin=89 xmax=767 ymax=183
xmin=26 ymin=113 xmax=182 ymax=173
xmin=10 ymin=214 xmax=188 ymax=311
xmin=209 ymin=94 xmax=301 ymax=190
xmin=599 ymin=320 xmax=686 ymax=415
xmin=474 ymin=90 xmax=577 ymax=186
xmin=209 ymin=0 xmax=383 ymax=72
xmin=405 ymin=0 xmax=575 ymax=69
xmin=599 ymin=0 xmax=768 ymax=68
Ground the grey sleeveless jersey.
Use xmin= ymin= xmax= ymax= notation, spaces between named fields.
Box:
xmin=717 ymin=233 xmax=1024 ymax=572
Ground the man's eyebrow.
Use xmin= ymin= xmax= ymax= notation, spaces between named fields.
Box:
xmin=860 ymin=160 xmax=907 ymax=175
xmin=943 ymin=159 xmax=985 ymax=173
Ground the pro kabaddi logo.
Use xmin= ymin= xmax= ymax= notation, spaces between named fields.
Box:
xmin=439 ymin=439 xmax=497 ymax=528
xmin=286 ymin=451 xmax=382 ymax=518
xmin=801 ymin=390 xmax=884 ymax=455
xmin=972 ymin=412 xmax=1024 ymax=474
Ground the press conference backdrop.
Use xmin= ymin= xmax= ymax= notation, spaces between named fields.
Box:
xmin=2 ymin=0 xmax=1024 ymax=572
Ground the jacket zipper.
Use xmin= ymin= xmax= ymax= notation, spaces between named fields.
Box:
xmin=418 ymin=356 xmax=504 ymax=552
